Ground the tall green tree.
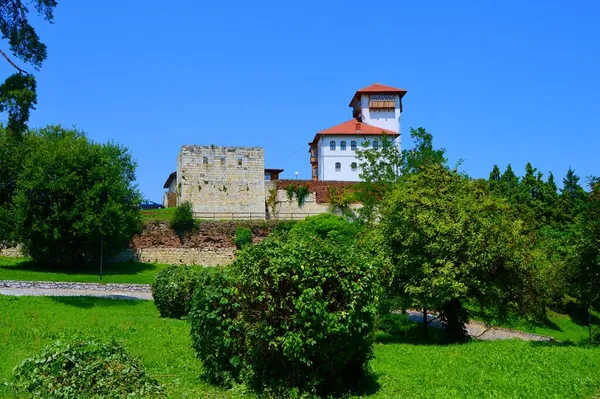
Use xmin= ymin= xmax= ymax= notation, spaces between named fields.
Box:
xmin=13 ymin=126 xmax=142 ymax=265
xmin=572 ymin=178 xmax=600 ymax=341
xmin=0 ymin=1 xmax=57 ymax=136
xmin=378 ymin=165 xmax=539 ymax=341
xmin=355 ymin=127 xmax=446 ymax=221
xmin=559 ymin=167 xmax=587 ymax=226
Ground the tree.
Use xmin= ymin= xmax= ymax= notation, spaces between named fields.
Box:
xmin=488 ymin=164 xmax=501 ymax=192
xmin=572 ymin=178 xmax=600 ymax=341
xmin=0 ymin=1 xmax=57 ymax=136
xmin=378 ymin=165 xmax=538 ymax=341
xmin=355 ymin=127 xmax=447 ymax=221
xmin=559 ymin=167 xmax=587 ymax=226
xmin=13 ymin=126 xmax=142 ymax=265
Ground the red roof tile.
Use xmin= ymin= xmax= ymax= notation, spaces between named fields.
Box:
xmin=349 ymin=83 xmax=407 ymax=106
xmin=310 ymin=118 xmax=399 ymax=145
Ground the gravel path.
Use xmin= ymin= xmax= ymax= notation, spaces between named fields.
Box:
xmin=0 ymin=280 xmax=152 ymax=300
xmin=406 ymin=309 xmax=553 ymax=342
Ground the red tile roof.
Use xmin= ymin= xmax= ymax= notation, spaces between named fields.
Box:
xmin=349 ymin=83 xmax=407 ymax=106
xmin=310 ymin=118 xmax=399 ymax=145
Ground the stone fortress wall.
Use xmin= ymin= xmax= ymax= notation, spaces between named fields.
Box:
xmin=177 ymin=145 xmax=266 ymax=219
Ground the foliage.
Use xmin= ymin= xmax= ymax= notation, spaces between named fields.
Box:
xmin=151 ymin=265 xmax=204 ymax=319
xmin=2 ymin=296 xmax=600 ymax=399
xmin=377 ymin=312 xmax=414 ymax=336
xmin=0 ymin=0 xmax=57 ymax=135
xmin=266 ymin=187 xmax=278 ymax=214
xmin=284 ymin=183 xmax=310 ymax=207
xmin=379 ymin=164 xmax=539 ymax=341
xmin=234 ymin=226 xmax=252 ymax=249
xmin=235 ymin=233 xmax=380 ymax=396
xmin=170 ymin=201 xmax=196 ymax=232
xmin=0 ymin=127 xmax=26 ymax=245
xmin=355 ymin=127 xmax=447 ymax=221
xmin=190 ymin=230 xmax=381 ymax=396
xmin=327 ymin=186 xmax=359 ymax=217
xmin=570 ymin=178 xmax=600 ymax=341
xmin=189 ymin=266 xmax=244 ymax=386
xmin=12 ymin=337 xmax=163 ymax=398
xmin=289 ymin=213 xmax=359 ymax=242
xmin=13 ymin=126 xmax=143 ymax=266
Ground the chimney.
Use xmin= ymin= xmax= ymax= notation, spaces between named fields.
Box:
xmin=355 ymin=122 xmax=361 ymax=132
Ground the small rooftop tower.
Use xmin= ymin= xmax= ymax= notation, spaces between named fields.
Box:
xmin=349 ymin=83 xmax=407 ymax=135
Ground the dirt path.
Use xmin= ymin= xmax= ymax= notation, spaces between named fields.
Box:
xmin=406 ymin=309 xmax=554 ymax=342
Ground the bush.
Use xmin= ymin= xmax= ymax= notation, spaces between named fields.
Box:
xmin=190 ymin=232 xmax=381 ymax=396
xmin=171 ymin=201 xmax=196 ymax=232
xmin=289 ymin=213 xmax=359 ymax=241
xmin=151 ymin=265 xmax=203 ymax=319
xmin=378 ymin=313 xmax=415 ymax=336
xmin=13 ymin=126 xmax=142 ymax=266
xmin=13 ymin=337 xmax=163 ymax=398
xmin=189 ymin=266 xmax=244 ymax=385
xmin=234 ymin=226 xmax=252 ymax=249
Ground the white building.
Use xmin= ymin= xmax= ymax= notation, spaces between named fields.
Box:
xmin=309 ymin=83 xmax=406 ymax=181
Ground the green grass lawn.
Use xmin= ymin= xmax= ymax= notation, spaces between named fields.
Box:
xmin=142 ymin=208 xmax=177 ymax=223
xmin=2 ymin=295 xmax=600 ymax=399
xmin=0 ymin=256 xmax=168 ymax=284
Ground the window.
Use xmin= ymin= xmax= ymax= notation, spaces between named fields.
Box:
xmin=340 ymin=141 xmax=346 ymax=150
xmin=330 ymin=141 xmax=336 ymax=151
xmin=351 ymin=162 xmax=357 ymax=171
xmin=202 ymin=156 xmax=208 ymax=164
xmin=220 ymin=156 xmax=226 ymax=165
xmin=373 ymin=140 xmax=379 ymax=149
xmin=351 ymin=141 xmax=357 ymax=150
xmin=335 ymin=162 xmax=341 ymax=172
xmin=237 ymin=157 xmax=243 ymax=166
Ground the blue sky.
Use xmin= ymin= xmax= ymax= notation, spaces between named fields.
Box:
xmin=2 ymin=1 xmax=599 ymax=201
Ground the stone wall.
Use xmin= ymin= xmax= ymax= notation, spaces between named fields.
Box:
xmin=178 ymin=145 xmax=265 ymax=218
xmin=110 ymin=247 xmax=235 ymax=266
xmin=265 ymin=180 xmax=361 ymax=220
xmin=0 ymin=246 xmax=23 ymax=257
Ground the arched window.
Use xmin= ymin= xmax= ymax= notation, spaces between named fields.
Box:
xmin=351 ymin=141 xmax=357 ymax=150
xmin=330 ymin=141 xmax=336 ymax=151
xmin=373 ymin=140 xmax=379 ymax=149
xmin=340 ymin=141 xmax=346 ymax=150
xmin=335 ymin=162 xmax=341 ymax=172
xmin=351 ymin=162 xmax=357 ymax=171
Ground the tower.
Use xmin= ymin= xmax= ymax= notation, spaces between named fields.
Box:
xmin=310 ymin=83 xmax=407 ymax=181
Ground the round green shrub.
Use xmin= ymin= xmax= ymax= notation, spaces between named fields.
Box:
xmin=151 ymin=265 xmax=202 ymax=319
xmin=190 ymin=232 xmax=380 ymax=396
xmin=234 ymin=226 xmax=252 ymax=249
xmin=13 ymin=337 xmax=163 ymax=398
xmin=171 ymin=201 xmax=196 ymax=232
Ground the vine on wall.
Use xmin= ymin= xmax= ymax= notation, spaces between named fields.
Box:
xmin=284 ymin=184 xmax=310 ymax=207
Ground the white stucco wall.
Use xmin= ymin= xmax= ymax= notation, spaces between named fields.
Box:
xmin=360 ymin=94 xmax=402 ymax=135
xmin=317 ymin=135 xmax=395 ymax=181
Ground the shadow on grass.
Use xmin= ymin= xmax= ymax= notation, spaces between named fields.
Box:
xmin=0 ymin=260 xmax=158 ymax=276
xmin=50 ymin=296 xmax=146 ymax=308
xmin=375 ymin=325 xmax=450 ymax=346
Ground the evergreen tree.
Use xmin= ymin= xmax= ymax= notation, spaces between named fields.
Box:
xmin=560 ymin=167 xmax=587 ymax=226
xmin=489 ymin=164 xmax=501 ymax=193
